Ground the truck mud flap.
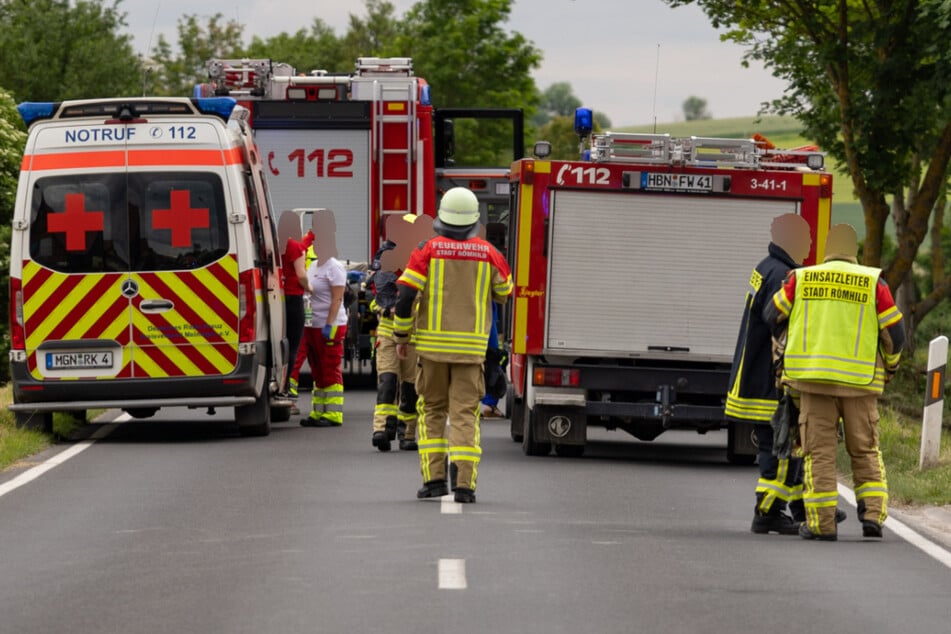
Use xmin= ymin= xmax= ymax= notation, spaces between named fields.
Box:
xmin=532 ymin=405 xmax=586 ymax=445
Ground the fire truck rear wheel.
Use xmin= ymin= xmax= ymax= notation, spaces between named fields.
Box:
xmin=236 ymin=381 xmax=272 ymax=437
xmin=522 ymin=407 xmax=550 ymax=457
xmin=509 ymin=397 xmax=524 ymax=442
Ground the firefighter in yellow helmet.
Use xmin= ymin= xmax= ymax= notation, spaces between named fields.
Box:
xmin=393 ymin=187 xmax=513 ymax=503
xmin=765 ymin=224 xmax=905 ymax=540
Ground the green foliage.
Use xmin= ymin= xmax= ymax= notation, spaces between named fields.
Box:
xmin=536 ymin=114 xmax=605 ymax=160
xmin=0 ymin=0 xmax=143 ymax=101
xmin=0 ymin=88 xmax=26 ymax=385
xmin=243 ymin=20 xmax=347 ymax=75
xmin=148 ymin=13 xmax=245 ymax=96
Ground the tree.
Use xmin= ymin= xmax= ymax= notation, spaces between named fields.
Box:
xmin=682 ymin=95 xmax=711 ymax=121
xmin=0 ymin=87 xmax=27 ymax=383
xmin=533 ymin=82 xmax=582 ymax=126
xmin=148 ymin=13 xmax=245 ymax=96
xmin=393 ymin=0 xmax=542 ymax=164
xmin=0 ymin=0 xmax=143 ymax=102
xmin=536 ymin=113 xmax=605 ymax=160
xmin=243 ymin=20 xmax=346 ymax=76
xmin=665 ymin=0 xmax=951 ymax=346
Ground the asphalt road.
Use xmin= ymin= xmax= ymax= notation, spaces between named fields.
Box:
xmin=1 ymin=387 xmax=950 ymax=634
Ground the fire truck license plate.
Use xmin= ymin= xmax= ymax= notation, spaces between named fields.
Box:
xmin=46 ymin=351 xmax=113 ymax=370
xmin=644 ymin=173 xmax=713 ymax=192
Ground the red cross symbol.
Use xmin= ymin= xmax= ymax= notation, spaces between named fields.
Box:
xmin=47 ymin=193 xmax=105 ymax=251
xmin=152 ymin=190 xmax=210 ymax=248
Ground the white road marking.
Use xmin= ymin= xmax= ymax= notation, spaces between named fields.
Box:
xmin=438 ymin=558 xmax=467 ymax=589
xmin=441 ymin=494 xmax=462 ymax=514
xmin=0 ymin=422 xmax=118 ymax=499
xmin=838 ymin=483 xmax=951 ymax=569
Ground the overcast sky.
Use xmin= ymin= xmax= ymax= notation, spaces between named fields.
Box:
xmin=120 ymin=0 xmax=788 ymax=127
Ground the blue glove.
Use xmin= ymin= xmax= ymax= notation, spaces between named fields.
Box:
xmin=322 ymin=324 xmax=333 ymax=340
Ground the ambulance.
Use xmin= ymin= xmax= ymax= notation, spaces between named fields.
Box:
xmin=8 ymin=97 xmax=290 ymax=436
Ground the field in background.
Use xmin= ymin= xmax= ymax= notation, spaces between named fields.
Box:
xmin=617 ymin=116 xmax=873 ymax=239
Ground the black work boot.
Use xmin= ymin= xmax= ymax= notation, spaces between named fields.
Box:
xmin=798 ymin=523 xmax=837 ymax=541
xmin=454 ymin=488 xmax=476 ymax=504
xmin=751 ymin=508 xmax=799 ymax=535
xmin=385 ymin=416 xmax=398 ymax=441
xmin=789 ymin=502 xmax=846 ymax=524
xmin=835 ymin=508 xmax=847 ymax=524
xmin=417 ymin=480 xmax=449 ymax=499
xmin=372 ymin=431 xmax=391 ymax=452
xmin=861 ymin=520 xmax=883 ymax=539
xmin=399 ymin=437 xmax=418 ymax=451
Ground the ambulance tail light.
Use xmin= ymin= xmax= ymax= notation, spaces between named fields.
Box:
xmin=9 ymin=277 xmax=25 ymax=350
xmin=533 ymin=367 xmax=581 ymax=388
xmin=238 ymin=270 xmax=257 ymax=343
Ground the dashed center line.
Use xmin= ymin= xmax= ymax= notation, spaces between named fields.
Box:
xmin=438 ymin=558 xmax=467 ymax=589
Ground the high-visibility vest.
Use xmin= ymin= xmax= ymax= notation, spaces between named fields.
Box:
xmin=784 ymin=260 xmax=881 ymax=388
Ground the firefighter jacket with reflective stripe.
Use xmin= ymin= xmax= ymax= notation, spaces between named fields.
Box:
xmin=771 ymin=259 xmax=903 ymax=394
xmin=394 ymin=236 xmax=513 ymax=363
xmin=725 ymin=243 xmax=799 ymax=423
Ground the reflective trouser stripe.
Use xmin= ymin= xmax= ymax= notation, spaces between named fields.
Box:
xmin=755 ymin=457 xmax=796 ymax=513
xmin=373 ymin=403 xmax=399 ymax=433
xmin=398 ymin=410 xmax=417 ymax=439
xmin=311 ymin=384 xmax=344 ymax=423
xmin=855 ymin=480 xmax=889 ymax=525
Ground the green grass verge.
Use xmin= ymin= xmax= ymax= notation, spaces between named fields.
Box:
xmin=0 ymin=385 xmax=96 ymax=471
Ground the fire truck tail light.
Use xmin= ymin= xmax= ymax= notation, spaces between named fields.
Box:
xmin=10 ymin=277 xmax=24 ymax=350
xmin=820 ymin=173 xmax=833 ymax=197
xmin=468 ymin=179 xmax=487 ymax=191
xmin=533 ymin=367 xmax=581 ymax=387
xmin=237 ymin=270 xmax=257 ymax=343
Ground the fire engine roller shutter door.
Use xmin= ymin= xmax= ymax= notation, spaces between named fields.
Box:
xmin=546 ymin=190 xmax=796 ymax=358
xmin=254 ymin=129 xmax=370 ymax=263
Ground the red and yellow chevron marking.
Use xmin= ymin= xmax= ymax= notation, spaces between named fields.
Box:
xmin=22 ymin=261 xmax=130 ymax=380
xmin=130 ymin=256 xmax=239 ymax=378
xmin=21 ymin=256 xmax=240 ymax=380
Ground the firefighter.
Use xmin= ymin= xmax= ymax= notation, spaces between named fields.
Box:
xmin=765 ymin=224 xmax=904 ymax=540
xmin=726 ymin=214 xmax=814 ymax=534
xmin=393 ymin=187 xmax=513 ymax=503
xmin=369 ymin=268 xmax=418 ymax=452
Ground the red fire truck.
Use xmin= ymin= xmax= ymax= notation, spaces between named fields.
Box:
xmin=505 ymin=111 xmax=832 ymax=463
xmin=199 ymin=58 xmax=523 ymax=374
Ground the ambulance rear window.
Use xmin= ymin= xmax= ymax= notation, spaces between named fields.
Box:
xmin=28 ymin=172 xmax=229 ymax=273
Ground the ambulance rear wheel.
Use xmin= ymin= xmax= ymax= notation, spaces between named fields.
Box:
xmin=236 ymin=387 xmax=272 ymax=437
xmin=14 ymin=410 xmax=53 ymax=435
xmin=522 ymin=407 xmax=550 ymax=457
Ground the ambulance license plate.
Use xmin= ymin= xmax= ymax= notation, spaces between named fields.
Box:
xmin=46 ymin=351 xmax=113 ymax=370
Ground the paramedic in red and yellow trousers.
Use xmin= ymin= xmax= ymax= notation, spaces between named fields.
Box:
xmin=765 ymin=224 xmax=904 ymax=541
xmin=726 ymin=214 xmax=811 ymax=535
xmin=393 ymin=187 xmax=513 ymax=504
xmin=300 ymin=232 xmax=349 ymax=428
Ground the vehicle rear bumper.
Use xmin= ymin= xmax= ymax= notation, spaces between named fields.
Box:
xmin=9 ymin=354 xmax=264 ymax=412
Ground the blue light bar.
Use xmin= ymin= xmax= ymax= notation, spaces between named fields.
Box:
xmin=419 ymin=84 xmax=431 ymax=106
xmin=574 ymin=107 xmax=593 ymax=137
xmin=194 ymin=97 xmax=237 ymax=120
xmin=17 ymin=102 xmax=56 ymax=126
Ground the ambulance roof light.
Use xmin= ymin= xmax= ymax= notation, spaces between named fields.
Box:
xmin=194 ymin=97 xmax=238 ymax=120
xmin=17 ymin=102 xmax=57 ymax=126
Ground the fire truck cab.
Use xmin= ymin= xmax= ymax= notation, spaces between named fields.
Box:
xmin=505 ymin=110 xmax=832 ymax=462
xmin=9 ymin=97 xmax=289 ymax=436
